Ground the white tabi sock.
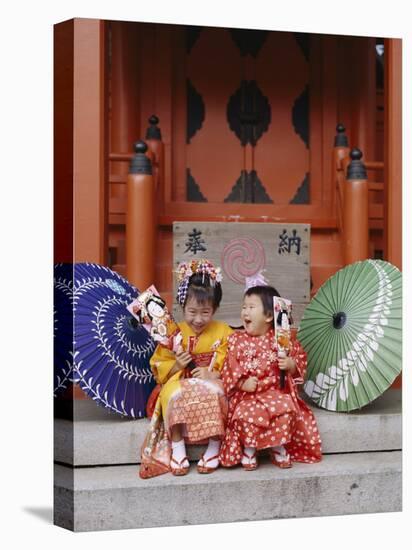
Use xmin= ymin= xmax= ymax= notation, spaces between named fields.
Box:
xmin=271 ymin=445 xmax=289 ymax=460
xmin=198 ymin=438 xmax=220 ymax=468
xmin=241 ymin=446 xmax=257 ymax=466
xmin=171 ymin=439 xmax=189 ymax=468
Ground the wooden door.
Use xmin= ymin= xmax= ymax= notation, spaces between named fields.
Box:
xmin=184 ymin=27 xmax=311 ymax=206
xmin=136 ymin=24 xmax=337 ymax=223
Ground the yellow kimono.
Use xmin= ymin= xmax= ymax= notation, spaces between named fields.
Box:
xmin=150 ymin=320 xmax=233 ymax=438
xmin=140 ymin=320 xmax=232 ymax=479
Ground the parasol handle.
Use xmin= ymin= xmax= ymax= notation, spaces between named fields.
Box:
xmin=128 ymin=317 xmax=140 ymax=330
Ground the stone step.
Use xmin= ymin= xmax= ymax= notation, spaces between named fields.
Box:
xmin=54 ymin=450 xmax=402 ymax=531
xmin=54 ymin=389 xmax=401 ymax=466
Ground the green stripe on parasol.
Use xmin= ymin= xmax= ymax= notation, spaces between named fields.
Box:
xmin=298 ymin=260 xmax=402 ymax=411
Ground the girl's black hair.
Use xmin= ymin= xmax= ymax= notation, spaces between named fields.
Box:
xmin=244 ymin=285 xmax=280 ymax=319
xmin=184 ymin=273 xmax=222 ymax=311
xmin=245 ymin=285 xmax=294 ymax=327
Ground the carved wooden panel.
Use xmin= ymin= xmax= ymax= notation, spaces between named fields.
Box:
xmin=173 ymin=222 xmax=310 ymax=327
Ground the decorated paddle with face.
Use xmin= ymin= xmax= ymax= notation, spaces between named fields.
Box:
xmin=274 ymin=296 xmax=293 ymax=389
xmin=127 ymin=285 xmax=183 ymax=353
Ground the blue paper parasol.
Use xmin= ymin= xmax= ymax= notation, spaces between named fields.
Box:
xmin=54 ymin=262 xmax=156 ymax=417
xmin=54 ymin=263 xmax=76 ymax=396
xmin=73 ymin=263 xmax=156 ymax=418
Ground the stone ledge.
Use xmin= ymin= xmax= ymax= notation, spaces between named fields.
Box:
xmin=54 ymin=389 xmax=402 ymax=466
xmin=54 ymin=450 xmax=402 ymax=531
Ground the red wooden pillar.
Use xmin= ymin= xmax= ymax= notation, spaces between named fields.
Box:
xmin=126 ymin=142 xmax=156 ymax=290
xmin=384 ymin=39 xmax=402 ymax=390
xmin=384 ymin=39 xmax=402 ymax=270
xmin=54 ymin=20 xmax=74 ymax=264
xmin=343 ymin=149 xmax=369 ymax=265
xmin=54 ymin=20 xmax=108 ymax=262
xmin=73 ymin=18 xmax=108 ymax=264
xmin=54 ymin=18 xmax=108 ymax=402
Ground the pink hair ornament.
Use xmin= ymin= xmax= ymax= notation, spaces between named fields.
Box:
xmin=244 ymin=270 xmax=270 ymax=292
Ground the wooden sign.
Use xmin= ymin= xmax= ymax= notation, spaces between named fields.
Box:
xmin=173 ymin=222 xmax=310 ymax=327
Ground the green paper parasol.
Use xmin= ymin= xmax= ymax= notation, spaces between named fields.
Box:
xmin=297 ymin=260 xmax=402 ymax=412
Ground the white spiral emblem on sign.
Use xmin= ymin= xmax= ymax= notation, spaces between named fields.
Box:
xmin=222 ymin=238 xmax=266 ymax=284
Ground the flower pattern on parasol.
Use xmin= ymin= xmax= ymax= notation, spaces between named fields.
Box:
xmin=54 ymin=263 xmax=76 ymax=396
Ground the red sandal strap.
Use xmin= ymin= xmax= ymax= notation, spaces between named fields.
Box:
xmin=242 ymin=450 xmax=257 ymax=460
xmin=171 ymin=455 xmax=189 ymax=467
xmin=200 ymin=453 xmax=220 ymax=466
xmin=271 ymin=449 xmax=290 ymax=462
xmin=242 ymin=451 xmax=257 ymax=468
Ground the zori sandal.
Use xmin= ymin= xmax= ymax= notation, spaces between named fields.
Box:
xmin=170 ymin=455 xmax=190 ymax=476
xmin=197 ymin=453 xmax=220 ymax=474
xmin=270 ymin=448 xmax=292 ymax=469
xmin=241 ymin=450 xmax=257 ymax=471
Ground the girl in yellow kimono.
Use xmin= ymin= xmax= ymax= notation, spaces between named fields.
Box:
xmin=139 ymin=260 xmax=233 ymax=478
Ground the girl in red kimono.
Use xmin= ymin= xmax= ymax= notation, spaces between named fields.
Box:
xmin=219 ymin=284 xmax=322 ymax=470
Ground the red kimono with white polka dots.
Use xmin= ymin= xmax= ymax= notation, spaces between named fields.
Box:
xmin=219 ymin=329 xmax=322 ymax=466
